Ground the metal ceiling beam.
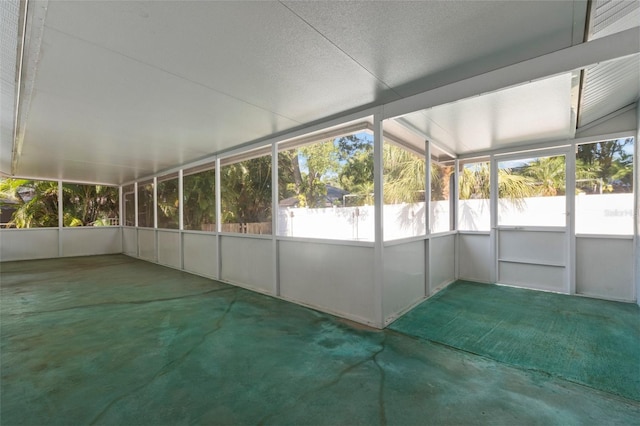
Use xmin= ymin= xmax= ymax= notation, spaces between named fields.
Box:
xmin=383 ymin=26 xmax=640 ymax=121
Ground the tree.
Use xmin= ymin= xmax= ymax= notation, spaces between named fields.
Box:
xmin=577 ymin=138 xmax=634 ymax=192
xmin=183 ymin=168 xmax=216 ymax=230
xmin=220 ymin=156 xmax=272 ymax=225
xmin=0 ymin=179 xmax=118 ymax=228
xmin=0 ymin=179 xmax=59 ymax=228
xmin=522 ymin=156 xmax=566 ymax=196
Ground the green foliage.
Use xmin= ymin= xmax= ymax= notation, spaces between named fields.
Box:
xmin=157 ymin=178 xmax=179 ymax=229
xmin=221 ymin=156 xmax=272 ymax=224
xmin=0 ymin=179 xmax=118 ymax=228
xmin=183 ymin=168 xmax=216 ymax=230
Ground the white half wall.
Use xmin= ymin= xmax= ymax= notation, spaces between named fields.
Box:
xmin=429 ymin=234 xmax=456 ymax=293
xmin=576 ymin=237 xmax=635 ymax=302
xmin=220 ymin=235 xmax=273 ymax=293
xmin=457 ymin=233 xmax=491 ymax=283
xmin=60 ymin=227 xmax=121 ymax=257
xmin=157 ymin=230 xmax=181 ymax=269
xmin=122 ymin=227 xmax=137 ymax=256
xmin=0 ymin=229 xmax=58 ymax=261
xmin=279 ymin=240 xmax=376 ymax=325
xmin=383 ymin=240 xmax=425 ymax=324
xmin=137 ymin=228 xmax=156 ymax=262
xmin=183 ymin=232 xmax=218 ymax=279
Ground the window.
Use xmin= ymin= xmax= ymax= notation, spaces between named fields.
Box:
xmin=498 ymin=155 xmax=566 ymax=227
xmin=576 ymin=138 xmax=634 ymax=235
xmin=458 ymin=160 xmax=490 ymax=231
xmin=183 ymin=164 xmax=216 ymax=231
xmin=0 ymin=178 xmax=59 ymax=228
xmin=137 ymin=179 xmax=154 ymax=228
xmin=157 ymin=173 xmax=179 ymax=229
xmin=221 ymin=149 xmax=272 ymax=235
xmin=62 ymin=184 xmax=119 ymax=226
xmin=123 ymin=184 xmax=135 ymax=226
xmin=383 ymin=140 xmax=426 ymax=240
xmin=430 ymin=155 xmax=455 ymax=233
xmin=277 ymin=128 xmax=374 ymax=241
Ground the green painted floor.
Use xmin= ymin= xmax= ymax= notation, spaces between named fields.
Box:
xmin=390 ymin=280 xmax=640 ymax=402
xmin=1 ymin=255 xmax=639 ymax=425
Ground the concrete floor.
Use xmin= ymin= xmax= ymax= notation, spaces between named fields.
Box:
xmin=1 ymin=255 xmax=639 ymax=425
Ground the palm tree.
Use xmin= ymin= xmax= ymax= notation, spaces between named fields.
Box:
xmin=523 ymin=156 xmax=566 ymax=196
xmin=0 ymin=179 xmax=59 ymax=228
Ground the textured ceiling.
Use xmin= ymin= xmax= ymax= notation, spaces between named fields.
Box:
xmin=4 ymin=0 xmax=632 ymax=185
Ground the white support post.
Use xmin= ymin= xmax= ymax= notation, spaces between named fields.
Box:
xmin=134 ymin=181 xmax=139 ymax=257
xmin=454 ymin=159 xmax=460 ymax=280
xmin=134 ymin=182 xmax=138 ymax=227
xmin=58 ymin=180 xmax=63 ymax=256
xmin=565 ymin=146 xmax=576 ymax=294
xmin=635 ymin=103 xmax=640 ymax=306
xmin=425 ymin=140 xmax=432 ymax=296
xmin=215 ymin=157 xmax=222 ymax=280
xmin=178 ymin=169 xmax=184 ymax=270
xmin=119 ymin=185 xmax=123 ymax=253
xmin=489 ymin=155 xmax=498 ymax=283
xmin=271 ymin=142 xmax=279 ymax=296
xmin=153 ymin=177 xmax=158 ymax=229
xmin=373 ymin=108 xmax=384 ymax=327
xmin=118 ymin=186 xmax=123 ymax=227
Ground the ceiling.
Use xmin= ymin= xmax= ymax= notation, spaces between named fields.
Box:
xmin=1 ymin=0 xmax=638 ymax=185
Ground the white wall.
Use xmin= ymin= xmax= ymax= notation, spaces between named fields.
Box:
xmin=137 ymin=228 xmax=156 ymax=262
xmin=220 ymin=235 xmax=273 ymax=293
xmin=497 ymin=229 xmax=566 ymax=293
xmin=383 ymin=240 xmax=426 ymax=324
xmin=0 ymin=229 xmax=59 ymax=261
xmin=279 ymin=240 xmax=376 ymax=325
xmin=157 ymin=230 xmax=181 ymax=269
xmin=1 ymin=227 xmax=122 ymax=261
xmin=429 ymin=234 xmax=456 ymax=293
xmin=122 ymin=227 xmax=137 ymax=256
xmin=60 ymin=228 xmax=121 ymax=257
xmin=576 ymin=237 xmax=634 ymax=301
xmin=183 ymin=232 xmax=218 ymax=278
xmin=457 ymin=233 xmax=491 ymax=282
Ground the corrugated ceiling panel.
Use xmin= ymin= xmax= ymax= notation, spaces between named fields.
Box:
xmin=579 ymin=0 xmax=640 ymax=128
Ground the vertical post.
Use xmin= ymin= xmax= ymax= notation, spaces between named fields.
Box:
xmin=58 ymin=180 xmax=63 ymax=256
xmin=373 ymin=108 xmax=384 ymax=327
xmin=134 ymin=182 xmax=138 ymax=227
xmin=178 ymin=169 xmax=184 ymax=270
xmin=153 ymin=177 xmax=158 ymax=229
xmin=489 ymin=155 xmax=498 ymax=283
xmin=118 ymin=185 xmax=123 ymax=228
xmin=454 ymin=159 xmax=460 ymax=280
xmin=134 ymin=181 xmax=139 ymax=257
xmin=153 ymin=177 xmax=158 ymax=262
xmin=215 ymin=157 xmax=222 ymax=280
xmin=635 ymin=103 xmax=640 ymax=306
xmin=119 ymin=185 xmax=123 ymax=253
xmin=272 ymin=142 xmax=279 ymax=296
xmin=565 ymin=147 xmax=576 ymax=294
xmin=425 ymin=140 xmax=432 ymax=296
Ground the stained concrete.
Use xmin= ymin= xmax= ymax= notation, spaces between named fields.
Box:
xmin=1 ymin=255 xmax=639 ymax=425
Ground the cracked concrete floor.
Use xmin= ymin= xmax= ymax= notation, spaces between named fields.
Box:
xmin=1 ymin=255 xmax=639 ymax=425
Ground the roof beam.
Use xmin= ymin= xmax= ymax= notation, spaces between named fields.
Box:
xmin=383 ymin=26 xmax=640 ymax=120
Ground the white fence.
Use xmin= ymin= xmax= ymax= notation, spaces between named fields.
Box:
xmin=278 ymin=193 xmax=634 ymax=240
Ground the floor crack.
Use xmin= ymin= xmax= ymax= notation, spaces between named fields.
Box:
xmin=88 ymin=289 xmax=239 ymax=425
xmin=258 ymin=332 xmax=386 ymax=425
xmin=13 ymin=287 xmax=234 ymax=316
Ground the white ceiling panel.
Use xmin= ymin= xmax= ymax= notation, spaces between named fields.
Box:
xmin=18 ymin=28 xmax=300 ymax=183
xmin=284 ymin=0 xmax=581 ymax=97
xmin=397 ymin=74 xmax=575 ymax=155
xmin=0 ymin=0 xmax=20 ymax=174
xmin=42 ymin=0 xmax=396 ymax=124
